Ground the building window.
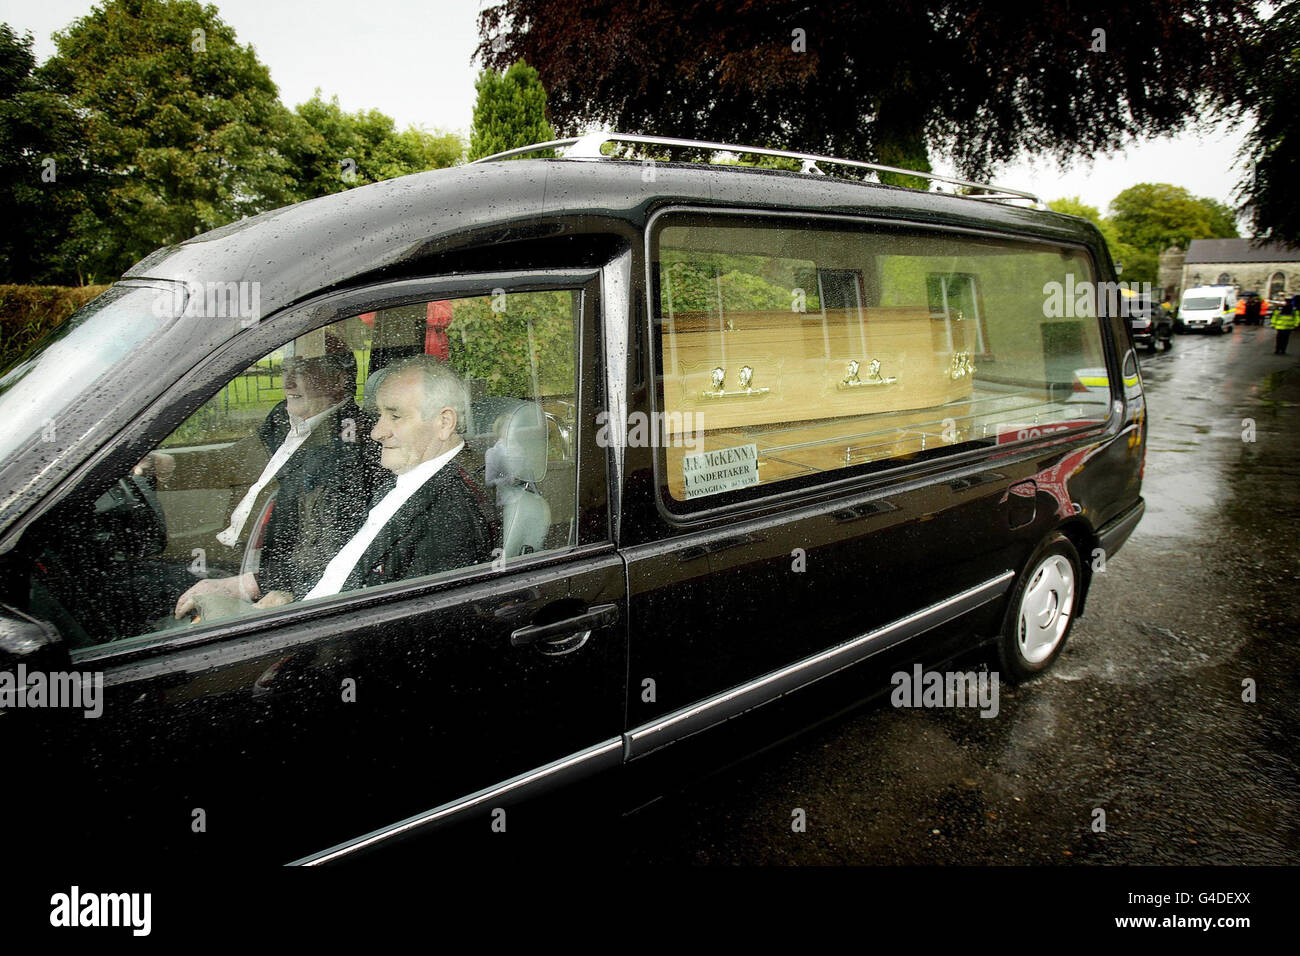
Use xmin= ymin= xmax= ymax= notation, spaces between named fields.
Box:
xmin=1269 ymin=272 xmax=1286 ymax=299
xmin=1217 ymin=272 xmax=1232 ymax=285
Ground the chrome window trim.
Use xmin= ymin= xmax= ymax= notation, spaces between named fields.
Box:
xmin=601 ymin=249 xmax=632 ymax=541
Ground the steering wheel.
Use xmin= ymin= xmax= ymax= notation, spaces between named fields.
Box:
xmin=91 ymin=473 xmax=168 ymax=558
xmin=25 ymin=474 xmax=170 ymax=647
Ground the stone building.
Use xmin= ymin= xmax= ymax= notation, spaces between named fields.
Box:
xmin=1172 ymin=239 xmax=1300 ymax=303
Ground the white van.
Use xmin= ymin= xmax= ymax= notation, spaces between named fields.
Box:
xmin=1179 ymin=285 xmax=1236 ymax=335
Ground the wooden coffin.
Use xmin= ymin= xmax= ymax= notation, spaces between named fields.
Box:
xmin=657 ymin=307 xmax=980 ymax=498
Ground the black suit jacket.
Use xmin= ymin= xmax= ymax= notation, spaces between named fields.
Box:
xmin=254 ymin=399 xmax=383 ymax=597
xmin=340 ymin=450 xmax=495 ymax=593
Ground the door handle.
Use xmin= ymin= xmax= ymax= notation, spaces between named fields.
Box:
xmin=678 ymin=532 xmax=762 ymax=561
xmin=510 ymin=603 xmax=620 ymax=647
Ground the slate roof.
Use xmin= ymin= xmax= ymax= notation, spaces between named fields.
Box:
xmin=1184 ymin=238 xmax=1300 ymax=264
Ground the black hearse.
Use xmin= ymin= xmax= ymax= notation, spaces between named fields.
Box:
xmin=0 ymin=133 xmax=1145 ymax=864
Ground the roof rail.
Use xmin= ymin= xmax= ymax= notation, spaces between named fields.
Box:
xmin=469 ymin=131 xmax=1040 ymax=206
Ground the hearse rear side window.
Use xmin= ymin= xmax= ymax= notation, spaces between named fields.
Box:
xmin=649 ymin=215 xmax=1110 ymax=507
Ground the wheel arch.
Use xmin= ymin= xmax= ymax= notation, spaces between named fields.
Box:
xmin=1052 ymin=517 xmax=1100 ymax=617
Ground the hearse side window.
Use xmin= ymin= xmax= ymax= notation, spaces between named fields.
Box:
xmin=650 ymin=218 xmax=1109 ymax=505
xmin=16 ymin=291 xmax=580 ymax=651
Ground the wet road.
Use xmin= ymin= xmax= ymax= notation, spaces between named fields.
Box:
xmin=622 ymin=324 xmax=1300 ymax=864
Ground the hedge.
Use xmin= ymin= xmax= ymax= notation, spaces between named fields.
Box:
xmin=0 ymin=285 xmax=111 ymax=374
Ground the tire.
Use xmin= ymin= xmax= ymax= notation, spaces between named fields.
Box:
xmin=996 ymin=533 xmax=1081 ymax=683
xmin=1159 ymin=334 xmax=1173 ymax=351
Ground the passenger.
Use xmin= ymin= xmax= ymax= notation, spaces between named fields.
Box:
xmin=257 ymin=356 xmax=494 ymax=606
xmin=170 ymin=333 xmax=380 ymax=618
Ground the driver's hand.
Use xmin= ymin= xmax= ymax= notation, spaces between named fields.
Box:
xmin=134 ymin=451 xmax=176 ymax=482
xmin=254 ymin=591 xmax=293 ymax=610
xmin=175 ymin=574 xmax=254 ymax=619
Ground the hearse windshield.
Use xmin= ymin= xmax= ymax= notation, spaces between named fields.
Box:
xmin=0 ymin=285 xmax=174 ymax=463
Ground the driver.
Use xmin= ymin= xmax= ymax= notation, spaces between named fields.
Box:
xmin=165 ymin=331 xmax=382 ymax=619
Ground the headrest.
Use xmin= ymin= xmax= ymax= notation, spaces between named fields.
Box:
xmin=493 ymin=402 xmax=548 ymax=485
xmin=362 ymin=367 xmax=390 ymax=411
xmin=289 ymin=330 xmax=356 ymax=383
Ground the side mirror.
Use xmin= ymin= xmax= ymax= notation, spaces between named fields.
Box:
xmin=0 ymin=602 xmax=70 ymax=674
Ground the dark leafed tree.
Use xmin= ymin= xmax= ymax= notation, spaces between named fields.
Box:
xmin=0 ymin=24 xmax=97 ymax=284
xmin=1237 ymin=1 xmax=1300 ymax=243
xmin=468 ymin=61 xmax=556 ymax=161
xmin=476 ymin=1 xmax=1256 ymax=182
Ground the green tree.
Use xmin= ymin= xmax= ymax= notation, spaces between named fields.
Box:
xmin=446 ymin=291 xmax=573 ymax=397
xmin=468 ymin=61 xmax=555 ymax=161
xmin=477 ymin=1 xmax=1256 ymax=181
xmin=39 ymin=0 xmax=295 ymax=279
xmin=660 ymin=251 xmax=806 ymax=313
xmin=1108 ymin=183 xmax=1239 ymax=253
xmin=0 ymin=24 xmax=97 ymax=284
xmin=1047 ymin=196 xmax=1104 ymax=225
xmin=1048 ymin=196 xmax=1153 ymax=284
xmin=282 ymin=92 xmax=463 ymax=201
xmin=1201 ymin=198 xmax=1240 ymax=239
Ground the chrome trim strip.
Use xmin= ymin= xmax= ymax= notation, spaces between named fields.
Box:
xmin=291 ymin=736 xmax=624 ymax=865
xmin=624 ymin=571 xmax=1015 ymax=759
xmin=601 ymin=250 xmax=631 ymax=541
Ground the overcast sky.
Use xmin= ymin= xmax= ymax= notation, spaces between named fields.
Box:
xmin=2 ymin=0 xmax=1254 ymax=221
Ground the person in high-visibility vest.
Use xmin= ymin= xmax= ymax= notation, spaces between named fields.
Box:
xmin=1241 ymin=294 xmax=1258 ymax=325
xmin=1274 ymin=295 xmax=1298 ymax=354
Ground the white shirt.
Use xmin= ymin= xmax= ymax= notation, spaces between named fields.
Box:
xmin=216 ymin=400 xmax=344 ymax=547
xmin=305 ymin=441 xmax=464 ymax=599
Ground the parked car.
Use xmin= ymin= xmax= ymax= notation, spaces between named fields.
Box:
xmin=0 ymin=132 xmax=1146 ymax=865
xmin=1178 ymin=284 xmax=1237 ymax=334
xmin=1124 ymin=290 xmax=1173 ymax=352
